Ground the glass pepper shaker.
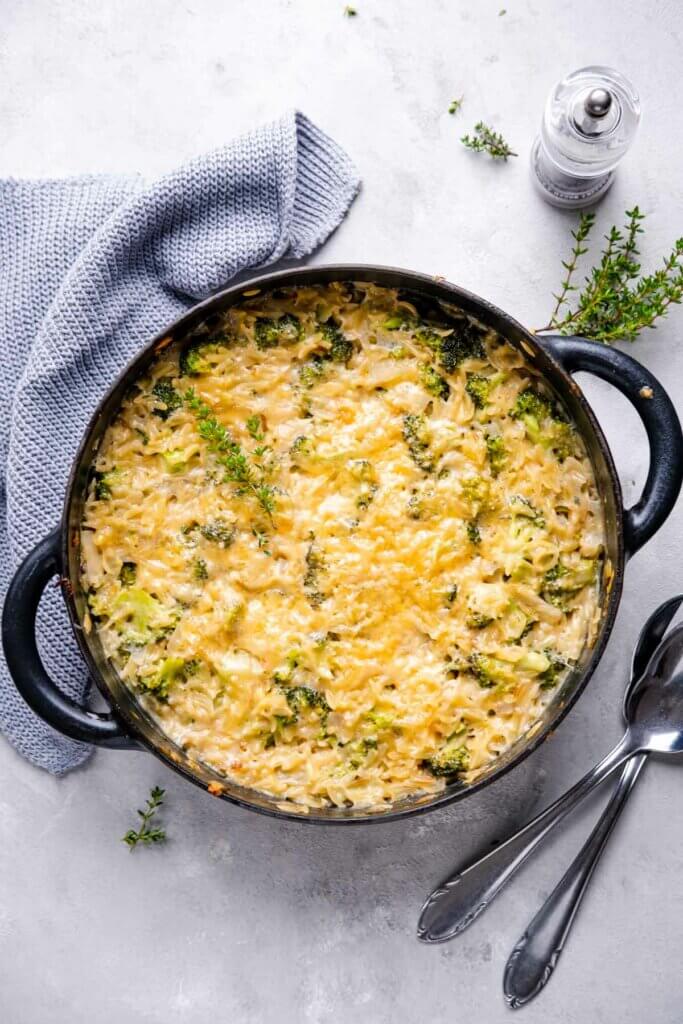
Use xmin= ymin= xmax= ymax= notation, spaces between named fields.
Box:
xmin=531 ymin=65 xmax=641 ymax=209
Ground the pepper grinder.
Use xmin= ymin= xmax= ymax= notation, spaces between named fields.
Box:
xmin=531 ymin=65 xmax=641 ymax=209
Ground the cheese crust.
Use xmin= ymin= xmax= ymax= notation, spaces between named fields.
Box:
xmin=80 ymin=283 xmax=605 ymax=810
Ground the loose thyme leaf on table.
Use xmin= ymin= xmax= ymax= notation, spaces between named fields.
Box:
xmin=343 ymin=5 xmax=357 ymax=15
xmin=448 ymin=96 xmax=464 ymax=115
xmin=538 ymin=207 xmax=683 ymax=343
xmin=461 ymin=121 xmax=517 ymax=160
xmin=122 ymin=786 xmax=167 ymax=850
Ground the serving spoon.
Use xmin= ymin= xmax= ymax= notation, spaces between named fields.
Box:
xmin=503 ymin=595 xmax=683 ymax=1007
xmin=417 ymin=616 xmax=683 ymax=947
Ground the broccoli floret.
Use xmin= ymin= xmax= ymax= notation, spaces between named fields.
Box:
xmin=303 ymin=535 xmax=327 ymax=607
xmin=407 ymin=492 xmax=425 ymax=520
xmin=420 ymin=363 xmax=451 ymax=400
xmin=435 ymin=323 xmax=486 ymax=373
xmin=346 ymin=736 xmax=379 ymax=769
xmin=421 ymin=739 xmax=469 ymax=778
xmin=272 ymin=649 xmax=302 ymax=686
xmin=267 ymin=677 xmax=331 ymax=746
xmin=161 ymin=448 xmax=190 ymax=474
xmin=139 ymin=656 xmax=198 ymax=699
xmin=290 ymin=434 xmax=315 ymax=469
xmin=349 ymin=459 xmax=378 ymax=510
xmin=179 ymin=339 xmax=218 ymax=377
xmin=365 ymin=710 xmax=396 ymax=730
xmin=466 ymin=609 xmax=492 ymax=629
xmin=383 ymin=314 xmax=417 ymax=331
xmin=151 ymin=378 xmax=182 ymax=420
xmin=511 ymin=387 xmax=575 ymax=461
xmin=413 ymin=326 xmax=442 ymax=352
xmin=545 ymin=420 xmax=575 ymax=462
xmin=356 ymin=485 xmax=378 ymax=511
xmin=199 ymin=519 xmax=235 ymax=548
xmin=469 ymin=649 xmax=551 ymax=688
xmin=193 ymin=557 xmax=208 ymax=581
xmin=511 ymin=386 xmax=553 ymax=425
xmin=539 ymin=649 xmax=570 ymax=689
xmin=255 ymin=313 xmax=302 ymax=349
xmin=402 ymin=413 xmax=434 ymax=473
xmin=468 ymin=652 xmax=507 ymax=687
xmin=298 ymin=357 xmax=326 ymax=388
xmin=284 ymin=685 xmax=331 ymax=717
xmin=544 ymin=559 xmax=597 ymax=600
xmin=93 ymin=469 xmax=119 ymax=500
xmin=111 ymin=588 xmax=178 ymax=645
xmin=118 ymin=561 xmax=137 ymax=587
xmin=544 ymin=562 xmax=568 ymax=585
xmin=509 ymin=494 xmax=545 ymax=528
xmin=485 ymin=434 xmax=506 ymax=476
xmin=319 ymin=320 xmax=354 ymax=363
xmin=465 ymin=372 xmax=502 ymax=409
xmin=461 ymin=475 xmax=491 ymax=516
xmin=466 ymin=520 xmax=482 ymax=546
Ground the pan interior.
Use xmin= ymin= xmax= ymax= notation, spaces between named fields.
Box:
xmin=64 ymin=268 xmax=622 ymax=823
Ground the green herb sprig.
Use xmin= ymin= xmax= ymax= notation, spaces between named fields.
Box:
xmin=122 ymin=786 xmax=167 ymax=850
xmin=461 ymin=121 xmax=517 ymax=160
xmin=539 ymin=207 xmax=683 ymax=343
xmin=185 ymin=389 xmax=276 ymax=520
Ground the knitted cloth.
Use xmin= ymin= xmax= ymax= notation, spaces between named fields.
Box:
xmin=0 ymin=112 xmax=360 ymax=774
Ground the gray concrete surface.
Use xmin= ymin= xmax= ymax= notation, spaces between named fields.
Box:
xmin=1 ymin=1 xmax=682 ymax=1021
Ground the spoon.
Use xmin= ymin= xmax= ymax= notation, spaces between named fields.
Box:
xmin=503 ymin=595 xmax=683 ymax=1007
xmin=417 ymin=618 xmax=683 ymax=945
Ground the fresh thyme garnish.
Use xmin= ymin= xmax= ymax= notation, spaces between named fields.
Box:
xmin=246 ymin=414 xmax=265 ymax=442
xmin=448 ymin=96 xmax=464 ymax=115
xmin=122 ymin=786 xmax=167 ymax=850
xmin=253 ymin=527 xmax=272 ymax=556
xmin=461 ymin=121 xmax=517 ymax=160
xmin=539 ymin=207 xmax=683 ymax=343
xmin=185 ymin=388 xmax=276 ymax=520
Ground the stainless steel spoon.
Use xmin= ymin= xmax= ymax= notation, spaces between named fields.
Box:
xmin=417 ymin=617 xmax=683 ymax=946
xmin=503 ymin=595 xmax=683 ymax=1008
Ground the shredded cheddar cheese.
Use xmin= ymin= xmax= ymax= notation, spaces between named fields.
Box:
xmin=80 ymin=283 xmax=604 ymax=810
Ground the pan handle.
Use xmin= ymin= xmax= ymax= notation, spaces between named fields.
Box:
xmin=1 ymin=528 xmax=137 ymax=747
xmin=540 ymin=334 xmax=683 ymax=557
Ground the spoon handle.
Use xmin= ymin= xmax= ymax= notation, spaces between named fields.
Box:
xmin=503 ymin=753 xmax=647 ymax=1008
xmin=417 ymin=733 xmax=636 ymax=943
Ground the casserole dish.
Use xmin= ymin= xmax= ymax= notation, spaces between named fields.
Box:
xmin=3 ymin=265 xmax=682 ymax=823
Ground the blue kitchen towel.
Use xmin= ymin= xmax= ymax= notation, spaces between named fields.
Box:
xmin=0 ymin=111 xmax=360 ymax=774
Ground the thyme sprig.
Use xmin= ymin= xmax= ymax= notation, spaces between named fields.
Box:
xmin=461 ymin=121 xmax=517 ymax=160
xmin=185 ymin=388 xmax=276 ymax=520
xmin=539 ymin=207 xmax=683 ymax=343
xmin=122 ymin=786 xmax=167 ymax=850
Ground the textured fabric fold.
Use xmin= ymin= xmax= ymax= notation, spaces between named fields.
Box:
xmin=0 ymin=111 xmax=360 ymax=774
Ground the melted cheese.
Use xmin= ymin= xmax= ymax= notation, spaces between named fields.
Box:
xmin=80 ymin=283 xmax=605 ymax=810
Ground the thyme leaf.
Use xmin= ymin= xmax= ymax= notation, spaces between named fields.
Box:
xmin=461 ymin=121 xmax=517 ymax=160
xmin=122 ymin=786 xmax=167 ymax=850
xmin=540 ymin=207 xmax=683 ymax=343
xmin=185 ymin=388 xmax=276 ymax=520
